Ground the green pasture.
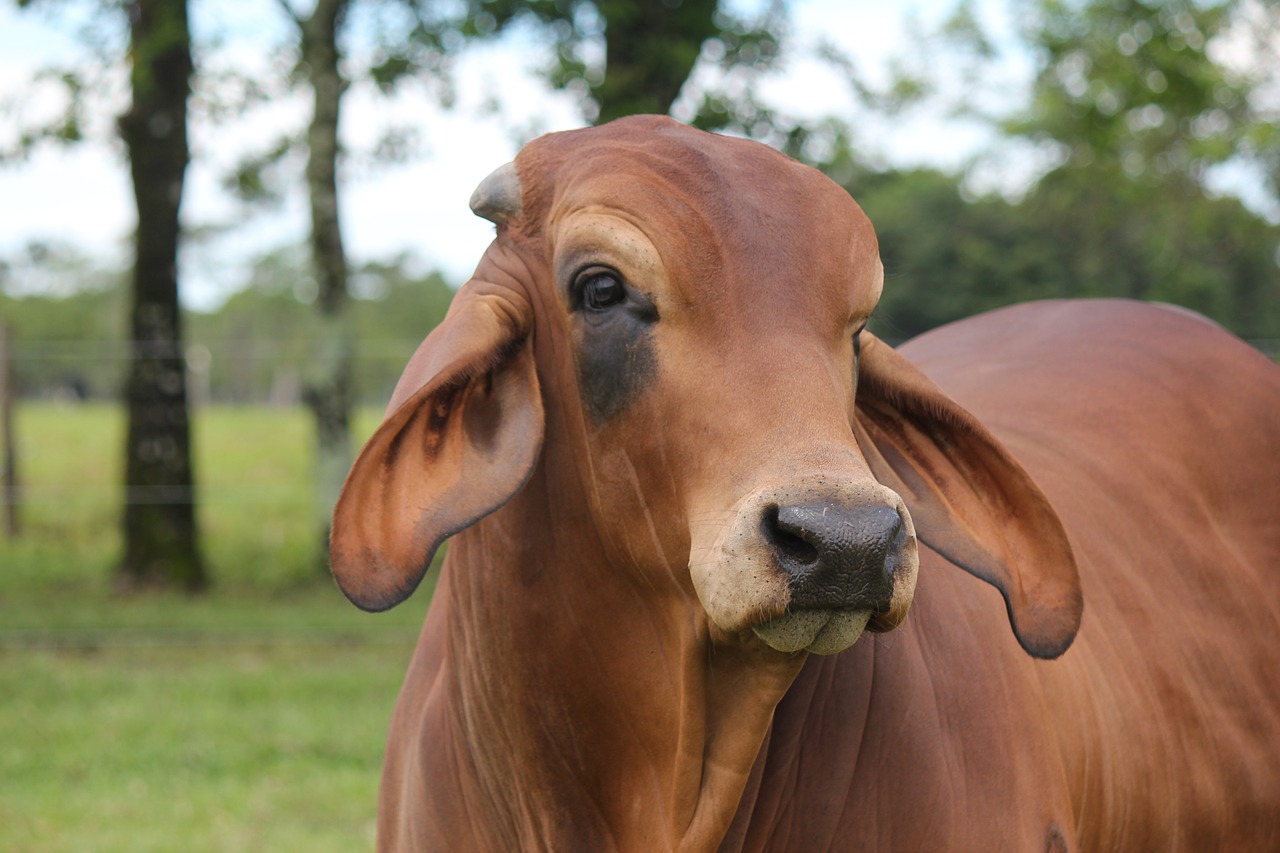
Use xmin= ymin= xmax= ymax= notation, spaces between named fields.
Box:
xmin=0 ymin=403 xmax=436 ymax=852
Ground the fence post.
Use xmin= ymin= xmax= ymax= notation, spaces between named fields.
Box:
xmin=1 ymin=324 xmax=18 ymax=538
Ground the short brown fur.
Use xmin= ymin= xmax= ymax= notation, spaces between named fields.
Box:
xmin=330 ymin=117 xmax=1280 ymax=851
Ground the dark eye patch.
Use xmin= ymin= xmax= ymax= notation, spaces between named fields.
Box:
xmin=568 ymin=265 xmax=660 ymax=422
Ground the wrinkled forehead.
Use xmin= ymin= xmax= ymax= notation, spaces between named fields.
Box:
xmin=515 ymin=120 xmax=881 ymax=303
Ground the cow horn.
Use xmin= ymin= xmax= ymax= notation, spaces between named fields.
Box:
xmin=469 ymin=162 xmax=522 ymax=225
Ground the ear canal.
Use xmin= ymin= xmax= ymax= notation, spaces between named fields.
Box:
xmin=329 ymin=283 xmax=544 ymax=612
xmin=470 ymin=162 xmax=522 ymax=225
xmin=853 ymin=333 xmax=1083 ymax=659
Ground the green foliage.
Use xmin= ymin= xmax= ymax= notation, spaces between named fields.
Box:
xmin=489 ymin=0 xmax=844 ymax=146
xmin=1009 ymin=0 xmax=1253 ymax=185
xmin=1023 ymin=164 xmax=1279 ymax=336
xmin=682 ymin=1 xmax=814 ymax=143
xmin=0 ymin=243 xmax=454 ymax=405
xmin=186 ymin=249 xmax=454 ymax=406
xmin=853 ymin=168 xmax=1034 ymax=340
xmin=491 ymin=0 xmax=717 ymax=121
xmin=0 ymin=244 xmax=127 ymax=399
xmin=123 ymin=0 xmax=193 ymax=104
xmin=1 ymin=3 xmax=126 ymax=162
xmin=848 ymin=0 xmax=1280 ymax=343
xmin=587 ymin=0 xmax=722 ymax=122
xmin=224 ymin=135 xmax=295 ymax=206
xmin=850 ymin=164 xmax=1280 ymax=342
xmin=220 ymin=0 xmax=521 ymax=204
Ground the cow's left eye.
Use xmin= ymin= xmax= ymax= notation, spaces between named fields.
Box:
xmin=580 ymin=271 xmax=627 ymax=312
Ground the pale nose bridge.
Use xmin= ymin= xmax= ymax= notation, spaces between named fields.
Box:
xmin=709 ymin=330 xmax=857 ymax=448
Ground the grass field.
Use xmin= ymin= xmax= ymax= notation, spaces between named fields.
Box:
xmin=1 ymin=403 xmax=436 ymax=852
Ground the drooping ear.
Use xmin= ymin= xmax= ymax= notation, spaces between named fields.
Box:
xmin=852 ymin=333 xmax=1082 ymax=659
xmin=329 ymin=282 xmax=544 ymax=612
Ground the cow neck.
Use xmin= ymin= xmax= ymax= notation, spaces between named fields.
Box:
xmin=436 ymin=460 xmax=804 ymax=851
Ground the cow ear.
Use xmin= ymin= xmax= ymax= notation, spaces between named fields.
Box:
xmin=329 ymin=283 xmax=544 ymax=612
xmin=852 ymin=333 xmax=1082 ymax=659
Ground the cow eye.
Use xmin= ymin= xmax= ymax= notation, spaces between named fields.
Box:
xmin=580 ymin=270 xmax=627 ymax=312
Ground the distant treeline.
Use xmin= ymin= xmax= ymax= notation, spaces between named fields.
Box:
xmin=3 ymin=159 xmax=1278 ymax=404
xmin=1 ymin=250 xmax=454 ymax=405
xmin=850 ymin=166 xmax=1280 ymax=347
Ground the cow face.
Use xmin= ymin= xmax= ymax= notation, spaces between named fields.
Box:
xmin=330 ymin=117 xmax=1082 ymax=661
xmin=521 ymin=124 xmax=918 ymax=655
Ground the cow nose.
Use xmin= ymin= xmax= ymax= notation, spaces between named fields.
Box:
xmin=763 ymin=503 xmax=904 ymax=612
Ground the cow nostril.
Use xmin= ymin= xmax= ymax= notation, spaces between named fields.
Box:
xmin=762 ymin=505 xmax=820 ymax=567
xmin=764 ymin=501 xmax=904 ymax=614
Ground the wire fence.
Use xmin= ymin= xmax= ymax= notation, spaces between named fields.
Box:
xmin=7 ymin=338 xmax=422 ymax=360
xmin=1 ymin=330 xmax=1278 ymax=523
xmin=7 ymin=333 xmax=1279 ymax=390
xmin=0 ymin=627 xmax=422 ymax=652
xmin=8 ymin=484 xmax=314 ymax=506
xmin=4 ymin=335 xmax=425 ymax=407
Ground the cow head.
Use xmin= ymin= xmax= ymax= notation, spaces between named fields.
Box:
xmin=330 ymin=116 xmax=1082 ymax=661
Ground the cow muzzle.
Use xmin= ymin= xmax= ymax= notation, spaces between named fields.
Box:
xmin=690 ymin=480 xmax=919 ymax=655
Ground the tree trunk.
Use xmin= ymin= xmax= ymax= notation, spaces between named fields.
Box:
xmin=117 ymin=0 xmax=205 ymax=591
xmin=1 ymin=324 xmax=18 ymax=539
xmin=595 ymin=0 xmax=718 ymax=123
xmin=298 ymin=0 xmax=354 ymax=567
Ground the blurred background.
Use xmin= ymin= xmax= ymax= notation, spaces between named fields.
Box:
xmin=1 ymin=0 xmax=1277 ymax=849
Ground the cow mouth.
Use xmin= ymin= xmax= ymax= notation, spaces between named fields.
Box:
xmin=751 ymin=608 xmax=873 ymax=655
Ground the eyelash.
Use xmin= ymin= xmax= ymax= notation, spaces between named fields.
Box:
xmin=573 ymin=266 xmax=627 ymax=312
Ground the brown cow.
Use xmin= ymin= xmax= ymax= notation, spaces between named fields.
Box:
xmin=330 ymin=116 xmax=1280 ymax=852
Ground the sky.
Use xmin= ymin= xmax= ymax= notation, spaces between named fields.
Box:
xmin=0 ymin=0 xmax=1066 ymax=309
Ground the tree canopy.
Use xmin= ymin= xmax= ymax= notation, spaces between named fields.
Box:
xmin=852 ymin=0 xmax=1279 ymax=343
xmin=4 ymin=0 xmax=1278 ymax=391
